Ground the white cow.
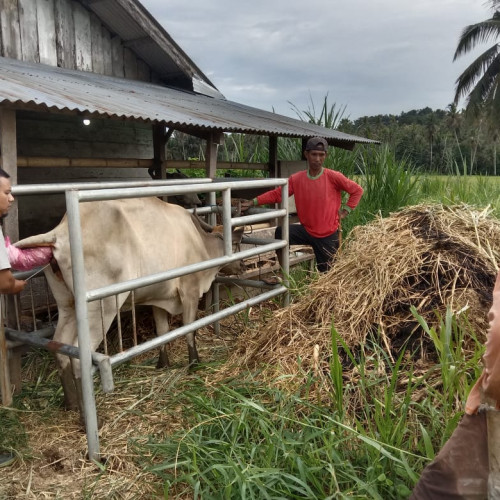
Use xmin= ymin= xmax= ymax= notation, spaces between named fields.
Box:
xmin=16 ymin=197 xmax=244 ymax=412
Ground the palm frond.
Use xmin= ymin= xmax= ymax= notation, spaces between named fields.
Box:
xmin=454 ymin=45 xmax=500 ymax=101
xmin=453 ymin=14 xmax=500 ymax=60
xmin=462 ymin=56 xmax=500 ymax=116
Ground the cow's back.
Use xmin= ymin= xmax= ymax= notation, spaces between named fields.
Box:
xmin=52 ymin=198 xmax=213 ymax=291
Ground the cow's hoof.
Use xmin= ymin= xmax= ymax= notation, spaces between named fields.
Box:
xmin=188 ymin=359 xmax=201 ymax=372
xmin=78 ymin=413 xmax=103 ymax=430
xmin=156 ymin=351 xmax=170 ymax=369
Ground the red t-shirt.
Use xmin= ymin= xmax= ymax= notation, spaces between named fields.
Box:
xmin=256 ymin=168 xmax=363 ymax=238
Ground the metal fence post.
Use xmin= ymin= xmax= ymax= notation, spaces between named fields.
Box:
xmin=65 ymin=190 xmax=100 ymax=461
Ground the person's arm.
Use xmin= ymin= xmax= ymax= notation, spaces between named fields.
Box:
xmin=0 ymin=268 xmax=26 ymax=294
xmin=344 ymin=180 xmax=363 ymax=211
xmin=241 ymin=186 xmax=286 ymax=213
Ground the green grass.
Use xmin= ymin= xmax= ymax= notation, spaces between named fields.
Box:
xmin=5 ymin=142 xmax=499 ymax=497
xmin=131 ymin=307 xmax=482 ymax=499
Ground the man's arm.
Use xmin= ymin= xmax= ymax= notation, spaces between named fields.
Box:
xmin=240 ymin=186 xmax=285 ymax=212
xmin=0 ymin=268 xmax=26 ymax=294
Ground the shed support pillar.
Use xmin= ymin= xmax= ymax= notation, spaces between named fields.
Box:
xmin=205 ymin=132 xmax=223 ymax=225
xmin=0 ymin=109 xmax=19 ymax=331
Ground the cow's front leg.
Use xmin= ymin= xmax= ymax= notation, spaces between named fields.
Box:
xmin=152 ymin=306 xmax=170 ymax=368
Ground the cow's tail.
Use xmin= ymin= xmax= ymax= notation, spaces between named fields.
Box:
xmin=15 ymin=230 xmax=57 ymax=248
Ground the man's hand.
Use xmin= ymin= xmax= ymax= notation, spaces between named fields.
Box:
xmin=0 ymin=269 xmax=26 ymax=294
xmin=240 ymin=199 xmax=254 ymax=213
xmin=339 ymin=208 xmax=350 ymax=220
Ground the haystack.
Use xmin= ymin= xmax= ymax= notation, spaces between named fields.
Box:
xmin=226 ymin=204 xmax=500 ymax=380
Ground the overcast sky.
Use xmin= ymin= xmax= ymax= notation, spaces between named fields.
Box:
xmin=141 ymin=0 xmax=490 ymax=121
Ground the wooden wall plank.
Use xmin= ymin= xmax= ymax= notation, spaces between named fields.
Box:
xmin=36 ymin=0 xmax=57 ymax=66
xmin=136 ymin=58 xmax=151 ymax=82
xmin=54 ymin=0 xmax=75 ymax=69
xmin=101 ymin=27 xmax=113 ymax=76
xmin=0 ymin=0 xmax=22 ymax=59
xmin=16 ymin=114 xmax=153 ymax=158
xmin=111 ymin=35 xmax=124 ymax=77
xmin=123 ymin=47 xmax=137 ymax=80
xmin=73 ymin=1 xmax=91 ymax=70
xmin=90 ymin=12 xmax=104 ymax=74
xmin=18 ymin=0 xmax=39 ymax=62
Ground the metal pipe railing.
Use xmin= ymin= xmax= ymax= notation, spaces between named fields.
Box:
xmin=6 ymin=178 xmax=290 ymax=462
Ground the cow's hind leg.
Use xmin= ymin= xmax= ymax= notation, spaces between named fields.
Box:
xmin=152 ymin=306 xmax=170 ymax=368
xmin=57 ymin=352 xmax=79 ymax=411
xmin=181 ymin=296 xmax=200 ymax=366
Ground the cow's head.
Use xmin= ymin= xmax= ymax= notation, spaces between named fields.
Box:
xmin=219 ymin=227 xmax=246 ymax=276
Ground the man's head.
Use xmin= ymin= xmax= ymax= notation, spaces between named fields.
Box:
xmin=305 ymin=137 xmax=328 ymax=152
xmin=304 ymin=137 xmax=328 ymax=173
xmin=0 ymin=169 xmax=14 ymax=219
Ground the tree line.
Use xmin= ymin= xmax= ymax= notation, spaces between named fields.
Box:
xmin=338 ymin=105 xmax=498 ymax=176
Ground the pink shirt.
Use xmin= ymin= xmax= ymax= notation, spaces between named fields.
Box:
xmin=256 ymin=168 xmax=363 ymax=238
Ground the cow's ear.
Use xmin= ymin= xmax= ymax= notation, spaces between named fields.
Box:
xmin=231 ymin=226 xmax=244 ymax=243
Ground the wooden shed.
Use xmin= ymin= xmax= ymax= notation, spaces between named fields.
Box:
xmin=0 ymin=0 xmax=377 ymax=240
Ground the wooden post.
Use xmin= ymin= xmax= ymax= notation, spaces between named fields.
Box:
xmin=205 ymin=132 xmax=219 ymax=179
xmin=152 ymin=124 xmax=173 ymax=181
xmin=0 ymin=297 xmax=12 ymax=406
xmin=0 ymin=109 xmax=19 ymax=242
xmin=205 ymin=132 xmax=223 ymax=226
xmin=268 ymin=136 xmax=278 ymax=178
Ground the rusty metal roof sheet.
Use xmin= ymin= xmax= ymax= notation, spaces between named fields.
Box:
xmin=0 ymin=57 xmax=378 ymax=149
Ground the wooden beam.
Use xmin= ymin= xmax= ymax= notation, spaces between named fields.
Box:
xmin=152 ymin=124 xmax=167 ymax=180
xmin=269 ymin=136 xmax=278 ymax=178
xmin=205 ymin=132 xmax=224 ymax=179
xmin=14 ymin=157 xmax=154 ymax=168
xmin=0 ymin=109 xmax=19 ymax=241
xmin=8 ymin=156 xmax=269 ymax=172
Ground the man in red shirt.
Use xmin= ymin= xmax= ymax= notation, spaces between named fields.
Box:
xmin=241 ymin=137 xmax=363 ymax=273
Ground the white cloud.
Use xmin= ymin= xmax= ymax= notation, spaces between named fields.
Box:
xmin=143 ymin=0 xmax=490 ymax=119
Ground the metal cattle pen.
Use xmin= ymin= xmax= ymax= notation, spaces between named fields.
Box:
xmin=0 ymin=178 xmax=290 ymax=461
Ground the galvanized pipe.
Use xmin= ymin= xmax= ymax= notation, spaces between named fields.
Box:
xmin=109 ymin=286 xmax=286 ymax=367
xmin=222 ymin=189 xmax=233 ymax=256
xmin=280 ymin=183 xmax=290 ymax=307
xmin=86 ymin=242 xmax=287 ymax=302
xmin=6 ymin=326 xmax=55 ymax=349
xmin=215 ymin=276 xmax=282 ymax=289
xmin=12 ymin=178 xmax=213 ymax=196
xmin=66 ymin=190 xmax=101 ymax=461
xmin=71 ymin=179 xmax=286 ymax=203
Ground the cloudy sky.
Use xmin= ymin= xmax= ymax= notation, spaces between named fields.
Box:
xmin=142 ymin=0 xmax=490 ymax=121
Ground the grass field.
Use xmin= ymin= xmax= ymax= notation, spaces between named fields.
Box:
xmin=1 ymin=161 xmax=499 ymax=498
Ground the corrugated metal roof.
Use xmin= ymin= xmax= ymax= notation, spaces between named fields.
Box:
xmin=0 ymin=57 xmax=379 ymax=149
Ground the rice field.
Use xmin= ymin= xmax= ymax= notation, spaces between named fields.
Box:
xmin=1 ymin=160 xmax=500 ymax=499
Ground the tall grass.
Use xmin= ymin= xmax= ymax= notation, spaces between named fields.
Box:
xmin=137 ymin=307 xmax=482 ymax=499
xmin=339 ymin=145 xmax=420 ymax=236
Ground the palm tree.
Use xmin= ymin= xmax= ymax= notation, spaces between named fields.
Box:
xmin=453 ymin=1 xmax=500 ymax=118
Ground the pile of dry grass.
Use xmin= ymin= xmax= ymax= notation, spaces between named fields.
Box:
xmin=225 ymin=204 xmax=500 ymax=381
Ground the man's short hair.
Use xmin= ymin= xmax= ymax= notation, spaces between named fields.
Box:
xmin=305 ymin=137 xmax=328 ymax=151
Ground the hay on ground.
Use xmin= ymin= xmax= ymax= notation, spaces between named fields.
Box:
xmin=224 ymin=204 xmax=500 ymax=382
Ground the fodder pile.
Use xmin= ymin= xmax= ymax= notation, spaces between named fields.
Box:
xmin=225 ymin=204 xmax=500 ymax=381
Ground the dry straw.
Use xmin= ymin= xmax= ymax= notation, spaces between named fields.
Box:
xmin=222 ymin=204 xmax=500 ymax=384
